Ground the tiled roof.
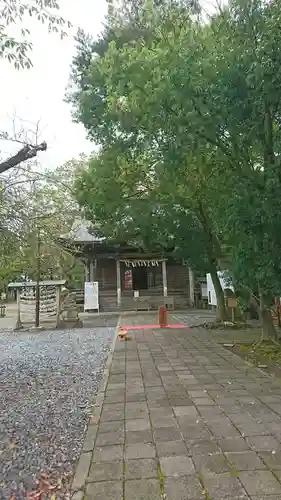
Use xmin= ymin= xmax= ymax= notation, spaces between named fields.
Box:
xmin=60 ymin=219 xmax=105 ymax=243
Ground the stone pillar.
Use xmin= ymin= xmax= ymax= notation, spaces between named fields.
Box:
xmin=116 ymin=260 xmax=121 ymax=306
xmin=162 ymin=260 xmax=168 ymax=297
xmin=188 ymin=267 xmax=195 ymax=307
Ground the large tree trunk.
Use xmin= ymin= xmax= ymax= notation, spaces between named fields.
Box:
xmin=196 ymin=201 xmax=227 ymax=321
xmin=209 ymin=265 xmax=228 ymax=321
xmin=260 ymin=307 xmax=277 ymax=341
xmin=259 ymin=290 xmax=278 ymax=342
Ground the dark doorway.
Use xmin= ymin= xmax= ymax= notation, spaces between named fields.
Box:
xmin=132 ymin=266 xmax=148 ymax=290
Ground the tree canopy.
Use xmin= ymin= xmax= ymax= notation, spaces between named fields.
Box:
xmin=0 ymin=0 xmax=70 ymax=69
xmin=0 ymin=158 xmax=84 ymax=290
xmin=0 ymin=0 xmax=71 ymax=174
xmin=69 ymin=0 xmax=281 ymax=334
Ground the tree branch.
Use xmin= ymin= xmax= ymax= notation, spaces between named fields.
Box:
xmin=0 ymin=141 xmax=47 ymax=174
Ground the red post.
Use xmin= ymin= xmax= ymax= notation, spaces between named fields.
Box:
xmin=158 ymin=306 xmax=168 ymax=328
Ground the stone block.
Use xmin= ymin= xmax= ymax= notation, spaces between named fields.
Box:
xmin=72 ymin=491 xmax=84 ymax=500
xmin=124 ymin=479 xmax=162 ymax=499
xmin=246 ymin=435 xmax=281 ymax=452
xmin=125 ymin=429 xmax=153 ymax=444
xmin=160 ymin=455 xmax=195 ymax=477
xmin=88 ymin=461 xmax=123 ymax=482
xmin=72 ymin=452 xmax=91 ymax=491
xmin=93 ymin=444 xmax=123 ymax=462
xmin=85 ymin=481 xmax=123 ymax=499
xmin=125 ymin=443 xmax=156 ymax=459
xmin=126 ymin=418 xmax=151 ymax=431
xmin=83 ymin=425 xmax=98 ymax=452
xmin=151 ymin=416 xmax=179 ymax=429
xmin=189 ymin=438 xmax=220 ymax=456
xmin=258 ymin=451 xmax=281 ymax=470
xmin=164 ymin=475 xmax=205 ymax=499
xmin=100 ymin=408 xmax=125 ymax=422
xmin=173 ymin=406 xmax=199 ymax=418
xmin=153 ymin=426 xmax=182 ymax=442
xmin=156 ymin=440 xmax=188 ymax=457
xmin=192 ymin=397 xmax=216 ymax=406
xmin=125 ymin=458 xmax=158 ymax=479
xmin=226 ymin=451 xmax=266 ymax=471
xmin=239 ymin=470 xmax=281 ymax=496
xmin=236 ymin=422 xmax=269 ymax=437
xmin=99 ymin=420 xmax=125 ymax=433
xmin=96 ymin=430 xmax=125 ymax=446
xmin=219 ymin=437 xmax=250 ymax=453
xmin=194 ymin=453 xmax=229 ymax=474
xmin=203 ymin=472 xmax=248 ymax=499
xmin=126 ymin=407 xmax=149 ymax=420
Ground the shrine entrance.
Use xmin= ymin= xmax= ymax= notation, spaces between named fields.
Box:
xmin=132 ymin=266 xmax=148 ymax=290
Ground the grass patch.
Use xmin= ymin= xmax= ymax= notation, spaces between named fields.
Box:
xmin=196 ymin=471 xmax=212 ymax=500
xmin=239 ymin=343 xmax=281 ymax=363
xmin=227 ymin=459 xmax=240 ymax=478
xmin=225 ymin=340 xmax=281 ymax=378
xmin=157 ymin=464 xmax=165 ymax=498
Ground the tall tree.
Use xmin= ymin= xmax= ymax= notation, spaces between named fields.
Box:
xmin=0 ymin=159 xmax=84 ymax=290
xmin=0 ymin=0 xmax=70 ymax=68
xmin=69 ymin=0 xmax=229 ymax=319
xmin=70 ymin=0 xmax=281 ymax=333
xmin=0 ymin=1 xmax=70 ymax=172
xmin=75 ymin=146 xmax=218 ymax=274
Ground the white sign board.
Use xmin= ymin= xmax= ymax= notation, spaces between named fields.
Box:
xmin=201 ymin=283 xmax=208 ymax=299
xmin=206 ymin=271 xmax=234 ymax=306
xmin=84 ymin=282 xmax=99 ymax=312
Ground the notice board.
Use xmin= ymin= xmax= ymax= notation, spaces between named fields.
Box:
xmin=84 ymin=281 xmax=99 ymax=312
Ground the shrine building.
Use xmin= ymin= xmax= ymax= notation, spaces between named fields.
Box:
xmin=59 ymin=220 xmax=193 ymax=312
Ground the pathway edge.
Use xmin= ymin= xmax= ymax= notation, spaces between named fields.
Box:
xmin=71 ymin=317 xmax=121 ymax=497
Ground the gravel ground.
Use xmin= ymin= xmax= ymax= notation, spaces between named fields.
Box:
xmin=0 ymin=327 xmax=116 ymax=499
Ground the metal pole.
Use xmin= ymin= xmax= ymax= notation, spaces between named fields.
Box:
xmin=35 ymin=226 xmax=41 ymax=327
xmin=116 ymin=260 xmax=121 ymax=306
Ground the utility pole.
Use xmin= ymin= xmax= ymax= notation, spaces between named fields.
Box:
xmin=35 ymin=224 xmax=41 ymax=327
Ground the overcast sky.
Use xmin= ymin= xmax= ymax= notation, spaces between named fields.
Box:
xmin=0 ymin=0 xmax=107 ymax=169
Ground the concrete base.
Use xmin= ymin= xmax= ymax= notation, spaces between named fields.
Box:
xmin=29 ymin=326 xmax=45 ymax=332
xmin=57 ymin=319 xmax=83 ymax=329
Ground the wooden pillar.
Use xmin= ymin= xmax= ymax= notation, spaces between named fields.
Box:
xmin=15 ymin=288 xmax=22 ymax=330
xmin=162 ymin=260 xmax=168 ymax=297
xmin=188 ymin=267 xmax=195 ymax=307
xmin=55 ymin=285 xmax=61 ymax=328
xmin=84 ymin=261 xmax=89 ymax=282
xmin=89 ymin=260 xmax=95 ymax=282
xmin=116 ymin=260 xmax=121 ymax=306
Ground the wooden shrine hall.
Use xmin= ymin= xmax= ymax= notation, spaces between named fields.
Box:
xmin=59 ymin=220 xmax=192 ymax=312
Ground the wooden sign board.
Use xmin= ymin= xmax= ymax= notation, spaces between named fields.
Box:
xmin=227 ymin=297 xmax=237 ymax=308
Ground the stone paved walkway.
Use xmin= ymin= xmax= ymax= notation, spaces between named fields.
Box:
xmin=72 ymin=325 xmax=281 ymax=499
